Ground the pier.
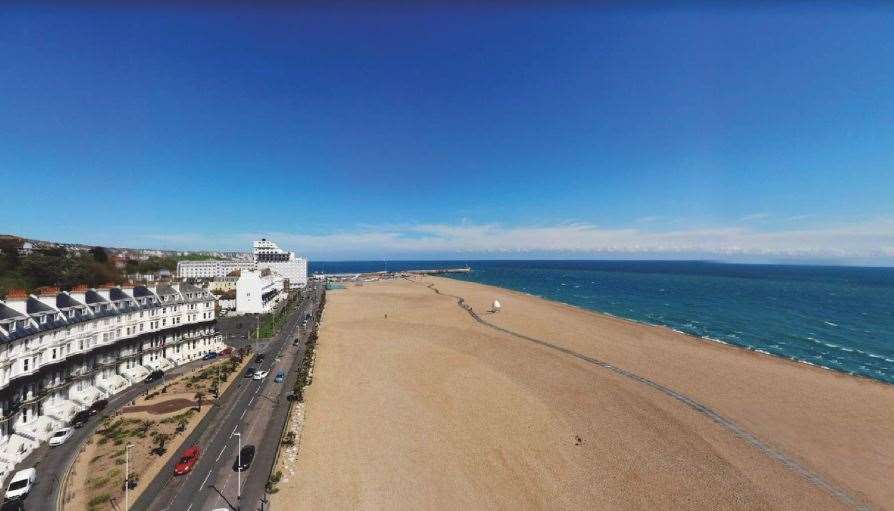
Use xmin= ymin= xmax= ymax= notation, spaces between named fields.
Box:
xmin=319 ymin=267 xmax=471 ymax=280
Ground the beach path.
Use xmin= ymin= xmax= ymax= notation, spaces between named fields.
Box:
xmin=273 ymin=276 xmax=893 ymax=511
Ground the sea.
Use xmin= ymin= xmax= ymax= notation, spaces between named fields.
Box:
xmin=309 ymin=260 xmax=894 ymax=385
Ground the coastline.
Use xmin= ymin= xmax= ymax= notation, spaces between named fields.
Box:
xmin=275 ymin=275 xmax=894 ymax=510
xmin=453 ymin=276 xmax=892 ymax=389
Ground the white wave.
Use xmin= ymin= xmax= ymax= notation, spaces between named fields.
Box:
xmin=824 ymin=321 xmax=839 ymax=327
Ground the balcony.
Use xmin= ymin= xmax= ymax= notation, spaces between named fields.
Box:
xmin=41 ymin=379 xmax=70 ymax=392
xmin=66 ymin=367 xmax=97 ymax=381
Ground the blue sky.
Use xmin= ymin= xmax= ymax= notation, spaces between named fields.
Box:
xmin=2 ymin=3 xmax=893 ymax=263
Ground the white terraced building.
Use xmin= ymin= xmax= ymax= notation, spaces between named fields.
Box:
xmin=235 ymin=270 xmax=285 ymax=314
xmin=0 ymin=283 xmax=223 ymax=482
xmin=176 ymin=259 xmax=256 ymax=279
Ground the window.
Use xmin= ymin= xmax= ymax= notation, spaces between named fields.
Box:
xmin=52 ymin=348 xmax=56 ymax=359
xmin=23 ymin=359 xmax=29 ymax=371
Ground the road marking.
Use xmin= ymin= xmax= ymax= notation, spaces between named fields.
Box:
xmin=240 ymin=409 xmax=247 ymax=419
xmin=201 ymin=469 xmax=212 ymax=487
xmin=248 ymin=396 xmax=255 ymax=406
xmin=186 ymin=504 xmax=193 ymax=511
xmin=231 ymin=425 xmax=238 ymax=436
xmin=216 ymin=446 xmax=226 ymax=461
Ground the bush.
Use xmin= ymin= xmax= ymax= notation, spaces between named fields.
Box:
xmin=87 ymin=493 xmax=111 ymax=511
xmin=265 ymin=470 xmax=283 ymax=493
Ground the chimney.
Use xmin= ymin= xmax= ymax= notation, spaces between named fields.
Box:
xmin=68 ymin=284 xmax=88 ymax=305
xmin=95 ymin=283 xmax=114 ymax=302
xmin=36 ymin=287 xmax=61 ymax=309
xmin=4 ymin=289 xmax=28 ymax=314
xmin=119 ymin=283 xmax=135 ymax=300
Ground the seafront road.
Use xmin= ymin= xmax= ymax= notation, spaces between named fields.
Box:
xmin=10 ymin=354 xmax=224 ymax=511
xmin=132 ymin=281 xmax=322 ymax=511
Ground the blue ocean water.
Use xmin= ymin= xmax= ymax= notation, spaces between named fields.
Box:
xmin=310 ymin=260 xmax=894 ymax=384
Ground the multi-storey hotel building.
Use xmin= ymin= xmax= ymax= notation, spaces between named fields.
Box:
xmin=0 ymin=283 xmax=222 ymax=480
xmin=252 ymin=239 xmax=308 ymax=286
xmin=177 ymin=239 xmax=307 ymax=287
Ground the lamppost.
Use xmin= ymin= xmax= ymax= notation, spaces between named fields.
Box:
xmin=232 ymin=431 xmax=242 ymax=509
xmin=125 ymin=443 xmax=134 ymax=510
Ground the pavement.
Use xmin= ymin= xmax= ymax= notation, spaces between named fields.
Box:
xmin=132 ymin=282 xmax=322 ymax=511
xmin=11 ymin=354 xmax=222 ymax=511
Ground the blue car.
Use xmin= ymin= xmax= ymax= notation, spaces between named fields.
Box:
xmin=202 ymin=352 xmax=218 ymax=361
xmin=274 ymin=370 xmax=285 ymax=383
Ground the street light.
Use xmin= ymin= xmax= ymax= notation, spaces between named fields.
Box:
xmin=232 ymin=431 xmax=242 ymax=509
xmin=125 ymin=443 xmax=135 ymax=510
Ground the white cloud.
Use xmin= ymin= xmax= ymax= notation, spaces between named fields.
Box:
xmin=138 ymin=218 xmax=894 ymax=261
xmin=741 ymin=212 xmax=771 ymax=221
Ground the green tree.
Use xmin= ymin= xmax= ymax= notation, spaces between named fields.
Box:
xmin=90 ymin=246 xmax=108 ymax=263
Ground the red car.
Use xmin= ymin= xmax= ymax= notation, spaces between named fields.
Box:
xmin=174 ymin=445 xmax=200 ymax=476
xmin=219 ymin=347 xmax=233 ymax=356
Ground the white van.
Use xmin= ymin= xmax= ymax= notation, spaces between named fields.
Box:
xmin=5 ymin=468 xmax=36 ymax=500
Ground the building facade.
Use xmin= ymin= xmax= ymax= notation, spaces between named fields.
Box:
xmin=235 ymin=270 xmax=284 ymax=314
xmin=176 ymin=260 xmax=257 ymax=279
xmin=0 ymin=283 xmax=222 ymax=481
xmin=253 ymin=239 xmax=308 ymax=287
xmin=176 ymin=239 xmax=308 ymax=288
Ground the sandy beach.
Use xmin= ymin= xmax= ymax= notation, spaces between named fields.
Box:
xmin=273 ymin=276 xmax=894 ymax=510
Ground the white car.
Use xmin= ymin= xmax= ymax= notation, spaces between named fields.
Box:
xmin=48 ymin=427 xmax=74 ymax=447
xmin=252 ymin=370 xmax=269 ymax=380
xmin=5 ymin=468 xmax=36 ymax=500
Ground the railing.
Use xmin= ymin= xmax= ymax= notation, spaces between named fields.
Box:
xmin=41 ymin=379 xmax=70 ymax=391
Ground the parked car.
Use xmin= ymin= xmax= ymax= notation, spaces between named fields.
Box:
xmin=173 ymin=445 xmax=201 ymax=476
xmin=48 ymin=427 xmax=74 ymax=447
xmin=252 ymin=370 xmax=269 ymax=380
xmin=274 ymin=370 xmax=285 ymax=383
xmin=202 ymin=352 xmax=218 ymax=361
xmin=89 ymin=399 xmax=109 ymax=415
xmin=4 ymin=468 xmax=36 ymax=501
xmin=144 ymin=369 xmax=164 ymax=384
xmin=70 ymin=410 xmax=91 ymax=428
xmin=232 ymin=445 xmax=255 ymax=471
xmin=219 ymin=347 xmax=233 ymax=356
xmin=244 ymin=367 xmax=256 ymax=379
xmin=0 ymin=498 xmax=24 ymax=510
